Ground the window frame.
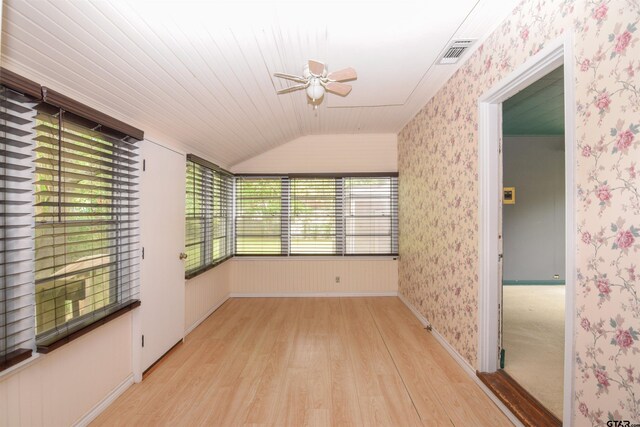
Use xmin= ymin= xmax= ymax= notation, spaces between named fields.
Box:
xmin=288 ymin=177 xmax=341 ymax=255
xmin=343 ymin=176 xmax=399 ymax=256
xmin=234 ymin=176 xmax=287 ymax=256
xmin=184 ymin=154 xmax=234 ymax=279
xmin=234 ymin=173 xmax=398 ymax=257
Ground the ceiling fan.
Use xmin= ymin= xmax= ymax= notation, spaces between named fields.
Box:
xmin=273 ymin=60 xmax=357 ymax=105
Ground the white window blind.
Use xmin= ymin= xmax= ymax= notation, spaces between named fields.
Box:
xmin=185 ymin=155 xmax=233 ymax=277
xmin=1 ymin=85 xmax=36 ymax=369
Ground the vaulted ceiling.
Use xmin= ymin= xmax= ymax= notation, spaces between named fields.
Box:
xmin=1 ymin=0 xmax=517 ymax=167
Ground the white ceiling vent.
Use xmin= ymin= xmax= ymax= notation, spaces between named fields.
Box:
xmin=437 ymin=39 xmax=476 ymax=64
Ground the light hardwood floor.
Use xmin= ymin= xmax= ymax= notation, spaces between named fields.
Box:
xmin=92 ymin=297 xmax=511 ymax=426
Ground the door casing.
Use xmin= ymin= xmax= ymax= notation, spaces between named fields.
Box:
xmin=477 ymin=33 xmax=576 ymax=426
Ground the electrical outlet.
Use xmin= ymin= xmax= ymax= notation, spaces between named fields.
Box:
xmin=335 ymin=276 xmax=340 ymax=284
xmin=554 ymin=274 xmax=560 ymax=279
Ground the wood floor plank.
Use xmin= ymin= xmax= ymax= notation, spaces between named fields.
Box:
xmin=92 ymin=297 xmax=511 ymax=427
xmin=243 ymin=303 xmax=299 ymax=425
xmin=192 ymin=299 xmax=291 ymax=426
xmin=327 ymin=298 xmax=364 ymax=427
xmin=339 ymin=298 xmax=423 ymax=426
xmin=362 ymin=297 xmax=458 ymax=426
xmin=366 ymin=297 xmax=512 ymax=427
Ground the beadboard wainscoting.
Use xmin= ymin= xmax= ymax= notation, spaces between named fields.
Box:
xmin=230 ymin=258 xmax=398 ymax=296
xmin=184 ymin=258 xmax=397 ymax=335
xmin=184 ymin=260 xmax=232 ymax=335
xmin=0 ymin=313 xmax=133 ymax=427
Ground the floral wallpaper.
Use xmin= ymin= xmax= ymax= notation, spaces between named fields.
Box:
xmin=398 ymin=0 xmax=639 ymax=424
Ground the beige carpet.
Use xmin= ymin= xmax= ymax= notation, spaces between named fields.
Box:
xmin=502 ymin=285 xmax=565 ymax=419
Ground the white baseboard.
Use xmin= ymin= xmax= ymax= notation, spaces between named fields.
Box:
xmin=229 ymin=291 xmax=398 ymax=298
xmin=397 ymin=292 xmax=432 ymax=328
xmin=73 ymin=373 xmax=134 ymax=427
xmin=184 ymin=294 xmax=231 ymax=336
xmin=397 ymin=292 xmax=523 ymax=427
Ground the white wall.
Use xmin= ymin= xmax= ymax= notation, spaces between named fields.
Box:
xmin=231 ymin=133 xmax=399 ymax=296
xmin=0 ymin=313 xmax=132 ymax=426
xmin=231 ymin=258 xmax=398 ymax=295
xmin=502 ymin=136 xmax=565 ymax=282
xmin=231 ymin=134 xmax=398 ymax=173
xmin=185 ymin=261 xmax=232 ymax=334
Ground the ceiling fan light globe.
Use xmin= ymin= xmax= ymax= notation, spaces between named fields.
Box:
xmin=306 ymin=83 xmax=325 ymax=101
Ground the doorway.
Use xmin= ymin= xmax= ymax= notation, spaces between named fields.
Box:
xmin=139 ymin=141 xmax=187 ymax=373
xmin=477 ymin=35 xmax=576 ymax=426
xmin=501 ymin=65 xmax=565 ymax=419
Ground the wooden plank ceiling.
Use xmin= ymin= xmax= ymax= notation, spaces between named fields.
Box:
xmin=503 ymin=66 xmax=565 ymax=136
xmin=1 ymin=0 xmax=518 ymax=167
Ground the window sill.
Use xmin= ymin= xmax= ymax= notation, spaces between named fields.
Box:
xmin=0 ymin=352 xmax=43 ymax=381
xmin=1 ymin=300 xmax=141 ymax=381
xmin=36 ymin=300 xmax=141 ymax=354
xmin=185 ymin=255 xmax=233 ymax=280
xmin=0 ymin=348 xmax=33 ymax=373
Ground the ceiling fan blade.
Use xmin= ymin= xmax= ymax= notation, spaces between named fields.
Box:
xmin=325 ymin=81 xmax=352 ymax=96
xmin=308 ymin=60 xmax=325 ymax=76
xmin=273 ymin=72 xmax=308 ymax=84
xmin=276 ymin=83 xmax=309 ymax=94
xmin=327 ymin=67 xmax=357 ymax=82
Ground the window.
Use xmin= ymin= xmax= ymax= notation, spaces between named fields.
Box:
xmin=0 ymin=69 xmax=145 ymax=365
xmin=344 ymin=177 xmax=398 ymax=255
xmin=33 ymin=90 xmax=142 ymax=352
xmin=290 ymin=178 xmax=340 ymax=254
xmin=235 ymin=177 xmax=285 ymax=255
xmin=234 ymin=174 xmax=398 ymax=256
xmin=1 ymin=72 xmax=143 ymax=364
xmin=185 ymin=155 xmax=233 ymax=277
xmin=1 ymin=84 xmax=37 ymax=369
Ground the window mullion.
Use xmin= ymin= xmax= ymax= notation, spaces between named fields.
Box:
xmin=203 ymin=167 xmax=213 ymax=267
xmin=336 ymin=177 xmax=345 ymax=256
xmin=391 ymin=177 xmax=399 ymax=255
xmin=113 ymin=137 xmax=121 ymax=306
xmin=229 ymin=175 xmax=235 ymax=257
xmin=281 ymin=177 xmax=290 ymax=256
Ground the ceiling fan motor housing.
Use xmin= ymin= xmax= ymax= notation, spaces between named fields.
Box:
xmin=303 ymin=64 xmax=327 ymax=78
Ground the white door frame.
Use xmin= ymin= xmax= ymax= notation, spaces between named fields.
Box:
xmin=477 ymin=33 xmax=576 ymax=426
